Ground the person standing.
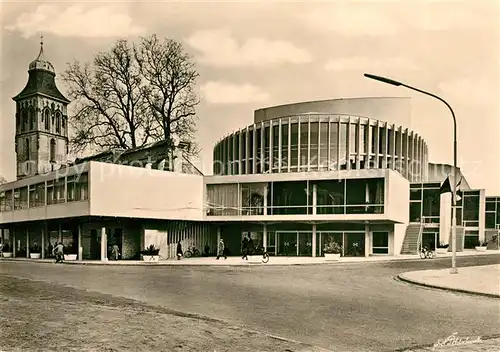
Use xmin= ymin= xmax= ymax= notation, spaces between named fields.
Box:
xmin=176 ymin=241 xmax=183 ymax=260
xmin=47 ymin=242 xmax=53 ymax=258
xmin=216 ymin=239 xmax=227 ymax=260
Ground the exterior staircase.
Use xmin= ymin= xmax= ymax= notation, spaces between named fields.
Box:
xmin=401 ymin=224 xmax=423 ymax=254
xmin=447 ymin=227 xmax=465 ymax=252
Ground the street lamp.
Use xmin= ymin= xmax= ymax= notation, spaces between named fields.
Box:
xmin=364 ymin=73 xmax=458 ymax=274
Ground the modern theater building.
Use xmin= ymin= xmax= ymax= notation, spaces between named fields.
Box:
xmin=1 ymin=45 xmax=499 ymax=261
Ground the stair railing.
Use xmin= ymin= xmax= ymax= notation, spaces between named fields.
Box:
xmin=416 ymin=223 xmax=423 ymax=253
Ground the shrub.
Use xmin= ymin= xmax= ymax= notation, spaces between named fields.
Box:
xmin=323 ymin=237 xmax=342 ymax=254
xmin=140 ymin=244 xmax=160 ymax=256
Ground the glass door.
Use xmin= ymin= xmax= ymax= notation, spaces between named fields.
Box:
xmin=298 ymin=232 xmax=312 ymax=256
xmin=344 ymin=232 xmax=365 ymax=257
xmin=277 ymin=231 xmax=297 ymax=256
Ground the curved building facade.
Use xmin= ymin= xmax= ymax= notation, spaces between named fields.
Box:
xmin=213 ymin=99 xmax=428 ymax=182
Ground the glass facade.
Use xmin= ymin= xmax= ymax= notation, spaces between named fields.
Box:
xmin=409 ymin=183 xmax=441 ymax=223
xmin=0 ymin=173 xmax=89 ymax=212
xmin=206 ymin=178 xmax=385 ymax=216
xmin=485 ymin=197 xmax=500 ymax=229
xmin=213 ymin=115 xmax=428 ymax=182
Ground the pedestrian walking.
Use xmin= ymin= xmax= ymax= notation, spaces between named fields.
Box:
xmin=176 ymin=241 xmax=183 ymax=260
xmin=241 ymin=235 xmax=249 ymax=260
xmin=216 ymin=239 xmax=227 ymax=260
xmin=247 ymin=236 xmax=254 ymax=256
xmin=111 ymin=244 xmax=120 ymax=260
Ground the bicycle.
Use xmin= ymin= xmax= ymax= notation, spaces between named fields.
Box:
xmin=253 ymin=247 xmax=270 ymax=264
xmin=184 ymin=246 xmax=201 ymax=258
xmin=419 ymin=246 xmax=435 ymax=259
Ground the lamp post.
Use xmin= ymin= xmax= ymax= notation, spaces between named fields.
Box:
xmin=364 ymin=73 xmax=458 ymax=274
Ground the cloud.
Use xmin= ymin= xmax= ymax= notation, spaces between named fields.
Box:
xmin=301 ymin=5 xmax=399 ymax=36
xmin=325 ymin=56 xmax=420 ymax=72
xmin=403 ymin=4 xmax=494 ymax=31
xmin=200 ymin=81 xmax=270 ymax=104
xmin=438 ymin=77 xmax=499 ymax=106
xmin=5 ymin=4 xmax=145 ymax=38
xmin=186 ymin=29 xmax=312 ymax=68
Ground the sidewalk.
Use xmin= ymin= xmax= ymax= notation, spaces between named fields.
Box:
xmin=1 ymin=249 xmax=498 ymax=266
xmin=400 ymin=336 xmax=500 ymax=352
xmin=398 ymin=264 xmax=500 ymax=298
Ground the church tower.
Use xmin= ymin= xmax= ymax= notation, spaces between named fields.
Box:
xmin=13 ymin=37 xmax=71 ymax=179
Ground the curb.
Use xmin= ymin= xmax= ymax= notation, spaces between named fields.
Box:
xmin=1 ymin=257 xmax=425 ymax=267
xmin=394 ymin=334 xmax=500 ymax=351
xmin=1 ymin=253 xmax=498 ymax=267
xmin=396 ymin=273 xmax=500 ymax=299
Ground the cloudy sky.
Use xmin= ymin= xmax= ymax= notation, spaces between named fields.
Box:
xmin=1 ymin=1 xmax=499 ymax=195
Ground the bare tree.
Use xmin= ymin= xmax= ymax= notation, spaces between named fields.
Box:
xmin=63 ymin=36 xmax=199 ymax=157
xmin=135 ymin=34 xmax=200 ymax=156
xmin=0 ymin=176 xmax=6 ymax=185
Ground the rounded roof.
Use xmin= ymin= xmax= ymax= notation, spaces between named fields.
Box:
xmin=28 ymin=39 xmax=55 ymax=74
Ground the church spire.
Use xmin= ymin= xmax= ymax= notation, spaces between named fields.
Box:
xmin=29 ymin=33 xmax=54 ymax=74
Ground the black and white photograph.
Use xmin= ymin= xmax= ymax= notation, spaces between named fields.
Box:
xmin=0 ymin=1 xmax=499 ymax=351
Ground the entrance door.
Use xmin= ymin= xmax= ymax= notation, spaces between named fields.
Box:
xmin=277 ymin=232 xmax=297 ymax=256
xmin=372 ymin=232 xmax=389 ymax=254
xmin=344 ymin=233 xmax=365 ymax=257
xmin=422 ymin=231 xmax=437 ymax=250
xmin=297 ymin=232 xmax=312 ymax=256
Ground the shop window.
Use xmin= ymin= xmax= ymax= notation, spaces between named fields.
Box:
xmin=240 ymin=183 xmax=266 ymax=215
xmin=315 ymin=180 xmax=345 ymax=214
xmin=271 ymin=181 xmax=309 ymax=215
xmin=75 ymin=173 xmax=89 ymax=201
xmin=372 ymin=232 xmax=389 ymax=254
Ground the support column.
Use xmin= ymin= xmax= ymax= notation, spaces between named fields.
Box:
xmin=1 ymin=228 xmax=3 ymax=246
xmin=263 ymin=223 xmax=267 ymax=251
xmin=12 ymin=229 xmax=16 ymax=257
xmin=58 ymin=223 xmax=62 ymax=242
xmin=216 ymin=227 xmax=221 ymax=255
xmin=263 ymin=184 xmax=268 ymax=215
xmin=41 ymin=226 xmax=45 ymax=259
xmin=100 ymin=227 xmax=107 ymax=261
xmin=312 ymin=223 xmax=317 ymax=257
xmin=26 ymin=228 xmax=30 ymax=258
xmin=312 ymin=183 xmax=317 ymax=215
xmin=365 ymin=223 xmax=370 ymax=258
xmin=77 ymin=224 xmax=82 ymax=260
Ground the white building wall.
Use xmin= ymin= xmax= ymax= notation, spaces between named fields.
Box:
xmin=89 ymin=162 xmax=204 ymax=221
xmin=440 ymin=193 xmax=452 ymax=244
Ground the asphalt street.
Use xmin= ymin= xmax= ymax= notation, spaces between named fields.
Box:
xmin=1 ymin=255 xmax=499 ymax=352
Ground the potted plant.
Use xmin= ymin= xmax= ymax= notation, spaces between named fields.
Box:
xmin=29 ymin=243 xmax=41 ymax=259
xmin=2 ymin=243 xmax=12 ymax=258
xmin=64 ymin=242 xmax=78 ymax=260
xmin=436 ymin=242 xmax=449 ymax=254
xmin=140 ymin=244 xmax=160 ymax=262
xmin=323 ymin=238 xmax=342 ymax=260
xmin=475 ymin=240 xmax=488 ymax=252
